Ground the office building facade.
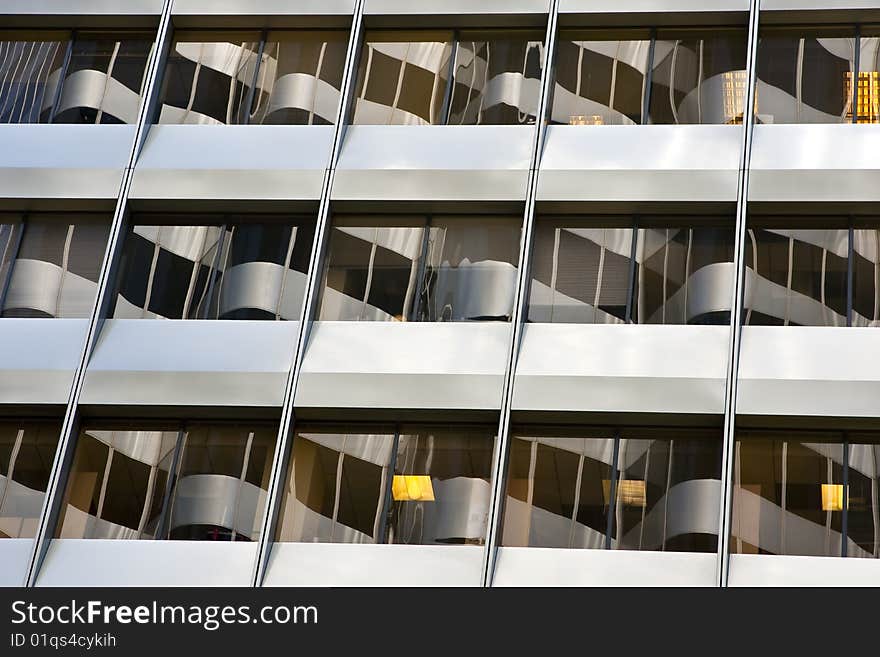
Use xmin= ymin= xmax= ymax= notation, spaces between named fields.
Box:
xmin=1 ymin=0 xmax=879 ymax=587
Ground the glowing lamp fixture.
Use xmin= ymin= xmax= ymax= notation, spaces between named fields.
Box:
xmin=821 ymin=484 xmax=845 ymax=512
xmin=392 ymin=475 xmax=435 ymax=502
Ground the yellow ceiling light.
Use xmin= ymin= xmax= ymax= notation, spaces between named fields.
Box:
xmin=392 ymin=475 xmax=435 ymax=502
xmin=602 ymin=479 xmax=647 ymax=507
xmin=821 ymin=484 xmax=845 ymax=512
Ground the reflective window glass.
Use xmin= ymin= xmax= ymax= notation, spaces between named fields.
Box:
xmin=744 ymin=227 xmax=849 ymax=326
xmin=633 ymin=226 xmax=735 ymax=325
xmin=0 ymin=32 xmax=153 ymax=124
xmin=529 ymin=222 xmax=633 ymax=322
xmin=0 ymin=421 xmax=61 ymax=539
xmin=58 ymin=422 xmax=277 ymax=541
xmin=756 ymin=29 xmax=855 ymax=124
xmin=247 ymin=30 xmax=348 ymax=125
xmin=276 ymin=425 xmax=496 ymax=545
xmin=319 ymin=215 xmax=521 ymax=322
xmin=733 ymin=433 xmax=850 ymax=557
xmin=0 ymin=214 xmax=111 ymax=319
xmin=649 ymin=30 xmax=748 ymax=125
xmin=0 ymin=35 xmax=67 ymax=123
xmin=528 ymin=216 xmax=734 ymax=325
xmin=158 ymin=32 xmax=261 ymax=125
xmin=111 ymin=216 xmax=314 ymax=320
xmin=552 ymin=32 xmax=651 ymax=125
xmin=446 ymin=31 xmax=544 ymax=125
xmin=353 ymin=30 xmax=543 ymax=125
xmin=53 ymin=33 xmax=152 ymax=125
xmin=502 ymin=428 xmax=721 ymax=551
xmin=852 ymin=228 xmax=880 ymax=326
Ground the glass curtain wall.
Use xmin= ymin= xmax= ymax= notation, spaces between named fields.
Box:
xmin=743 ymin=220 xmax=880 ymax=326
xmin=501 ymin=427 xmax=722 ymax=552
xmin=57 ymin=422 xmax=277 ymax=541
xmin=318 ymin=215 xmax=522 ymax=322
xmin=275 ymin=425 xmax=496 ymax=546
xmin=528 ymin=216 xmax=735 ymax=325
xmin=733 ymin=431 xmax=880 ymax=558
xmin=0 ymin=31 xmax=152 ymax=124
xmin=352 ymin=30 xmax=544 ymax=125
xmin=756 ymin=27 xmax=863 ymax=124
xmin=0 ymin=213 xmax=111 ymax=318
xmin=110 ymin=215 xmax=315 ymax=320
xmin=0 ymin=421 xmax=61 ymax=539
xmin=157 ymin=30 xmax=348 ymax=125
xmin=551 ymin=28 xmax=748 ymax=125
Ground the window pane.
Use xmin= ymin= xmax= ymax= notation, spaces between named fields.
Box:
xmin=113 ymin=219 xmax=312 ymax=320
xmin=649 ymin=31 xmax=748 ymax=125
xmin=756 ymin=31 xmax=855 ymax=124
xmin=852 ymin=229 xmax=880 ymax=326
xmin=277 ymin=430 xmax=395 ymax=543
xmin=733 ymin=435 xmax=845 ymax=556
xmin=58 ymin=429 xmax=177 ymax=540
xmin=353 ymin=32 xmax=454 ymax=125
xmin=319 ymin=222 xmax=425 ymax=321
xmin=250 ymin=31 xmax=348 ymax=125
xmin=633 ymin=226 xmax=735 ymax=325
xmin=0 ymin=421 xmax=61 ymax=539
xmin=53 ymin=34 xmax=152 ymax=125
xmin=170 ymin=425 xmax=277 ymax=541
xmin=158 ymin=34 xmax=261 ymax=125
xmin=744 ymin=228 xmax=848 ymax=326
xmin=276 ymin=426 xmax=496 ymax=546
xmin=447 ymin=31 xmax=544 ymax=125
xmin=846 ymin=439 xmax=880 ymax=557
xmin=58 ymin=423 xmax=276 ymax=542
xmin=417 ymin=217 xmax=521 ymax=321
xmin=389 ymin=429 xmax=494 ymax=545
xmin=529 ymin=223 xmax=632 ymax=323
xmin=1 ymin=215 xmax=110 ymax=319
xmin=552 ymin=35 xmax=651 ymax=126
xmin=0 ymin=38 xmax=66 ymax=123
xmin=856 ymin=37 xmax=880 ymax=124
xmin=502 ymin=429 xmax=721 ymax=551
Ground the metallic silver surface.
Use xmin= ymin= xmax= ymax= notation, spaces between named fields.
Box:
xmin=81 ymin=320 xmax=299 ymax=407
xmin=130 ymin=125 xmax=334 ymax=201
xmin=3 ymin=0 xmax=879 ymax=589
xmin=513 ymin=324 xmax=729 ymax=413
xmin=295 ymin=321 xmax=509 ymax=410
xmin=332 ymin=126 xmax=533 ymax=201
xmin=538 ymin=125 xmax=741 ymax=202
xmin=0 ymin=319 xmax=88 ymax=405
xmin=35 ymin=540 xmax=257 ymax=587
xmin=0 ymin=125 xmax=133 ymax=199
xmin=493 ymin=547 xmax=717 ymax=586
xmin=263 ymin=543 xmax=483 ymax=586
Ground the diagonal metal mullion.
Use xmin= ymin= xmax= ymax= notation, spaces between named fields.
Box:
xmin=716 ymin=0 xmax=762 ymax=589
xmin=23 ymin=0 xmax=176 ymax=587
xmin=481 ymin=0 xmax=561 ymax=588
xmin=250 ymin=0 xmax=368 ymax=588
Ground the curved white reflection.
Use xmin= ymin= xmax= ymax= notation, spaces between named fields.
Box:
xmin=169 ymin=474 xmax=267 ymax=541
xmin=54 ymin=68 xmax=141 ymax=124
xmin=503 ymin=479 xmax=720 ymax=549
xmin=0 ymin=475 xmax=45 ymax=539
xmin=3 ymin=260 xmax=98 ymax=319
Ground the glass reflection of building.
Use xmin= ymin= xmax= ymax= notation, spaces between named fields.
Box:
xmin=8 ymin=2 xmax=880 ymax=591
